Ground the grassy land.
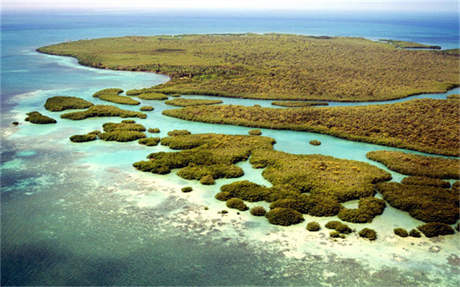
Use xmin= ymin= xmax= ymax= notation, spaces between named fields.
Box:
xmin=379 ymin=39 xmax=441 ymax=50
xmin=44 ymin=96 xmax=93 ymax=111
xmin=165 ymin=98 xmax=223 ymax=107
xmin=366 ymin=150 xmax=460 ymax=179
xmin=37 ymin=34 xmax=459 ymax=102
xmin=93 ymin=88 xmax=140 ymax=105
xmin=61 ymin=105 xmax=147 ymax=120
xmin=272 ymin=101 xmax=328 ymax=107
xmin=163 ymin=99 xmax=460 ymax=156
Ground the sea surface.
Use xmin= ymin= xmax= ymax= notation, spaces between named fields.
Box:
xmin=1 ymin=10 xmax=459 ymax=286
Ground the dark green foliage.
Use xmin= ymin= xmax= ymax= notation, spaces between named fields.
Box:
xmin=248 ymin=129 xmax=262 ymax=136
xmin=401 ymin=176 xmax=451 ymax=188
xmin=44 ymin=96 xmax=93 ymax=111
xmin=181 ymin=186 xmax=193 ymax=193
xmin=99 ymin=121 xmax=147 ymax=142
xmin=215 ymin=191 xmax=232 ymax=201
xmin=226 ymin=198 xmax=249 ymax=211
xmin=367 ymin=151 xmax=460 ymax=178
xmin=394 ymin=228 xmax=409 ymax=237
xmin=272 ymin=101 xmax=328 ymax=107
xmin=338 ymin=197 xmax=386 ymax=223
xmin=177 ymin=164 xmax=244 ymax=180
xmin=126 ymin=88 xmax=157 ymax=96
xmin=453 ymin=181 xmax=460 ymax=192
xmin=121 ymin=120 xmax=136 ymax=123
xmin=140 ymin=106 xmax=154 ymax=111
xmin=306 ymin=221 xmax=321 ymax=231
xmin=93 ymin=88 xmax=140 ymax=105
xmin=447 ymin=94 xmax=460 ymax=100
xmin=165 ymin=98 xmax=223 ymax=107
xmin=456 ymin=223 xmax=459 ymax=232
xmin=167 ymin=129 xmax=191 ymax=136
xmin=417 ymin=222 xmax=455 ymax=237
xmin=25 ymin=111 xmax=56 ymax=124
xmin=409 ymin=229 xmax=421 ymax=238
xmin=200 ymin=175 xmax=215 ymax=185
xmin=265 ymin=208 xmax=304 ymax=226
xmin=325 ymin=221 xmax=341 ymax=229
xmin=103 ymin=122 xmax=146 ymax=132
xmin=220 ymin=180 xmax=270 ymax=202
xmin=138 ymin=137 xmax=160 ymax=146
xmin=69 ymin=133 xmax=97 ymax=142
xmin=12 ymin=121 xmax=19 ymax=125
xmin=270 ymin=198 xmax=309 ymax=214
xmin=163 ymin=99 xmax=460 ymax=156
xmin=171 ymin=94 xmax=181 ymax=97
xmin=359 ymin=228 xmax=377 ymax=240
xmin=325 ymin=221 xmax=351 ymax=234
xmin=136 ymin=93 xmax=168 ymax=100
xmin=330 ymin=231 xmax=345 ymax=239
xmin=250 ymin=206 xmax=267 ymax=216
xmin=61 ymin=105 xmax=147 ymax=120
xmin=148 ymin=128 xmax=160 ymax=133
xmin=376 ymin=182 xmax=459 ymax=224
xmin=309 ymin=140 xmax=321 ymax=146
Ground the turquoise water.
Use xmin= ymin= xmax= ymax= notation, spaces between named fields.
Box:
xmin=2 ymin=11 xmax=459 ymax=286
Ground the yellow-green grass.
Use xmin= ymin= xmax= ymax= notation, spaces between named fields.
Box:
xmin=140 ymin=106 xmax=154 ymax=111
xmin=165 ymin=98 xmax=223 ymax=107
xmin=366 ymin=150 xmax=460 ymax=179
xmin=25 ymin=111 xmax=56 ymax=124
xmin=37 ymin=34 xmax=459 ymax=102
xmin=163 ymin=99 xmax=460 ymax=156
xmin=136 ymin=93 xmax=168 ymax=100
xmin=401 ymin=176 xmax=451 ymax=188
xmin=272 ymin=101 xmax=328 ymax=107
xmin=93 ymin=88 xmax=140 ymax=105
xmin=138 ymin=137 xmax=160 ymax=146
xmin=61 ymin=105 xmax=147 ymax=120
xmin=44 ymin=96 xmax=93 ymax=111
xmin=379 ymin=39 xmax=441 ymax=50
xmin=376 ymin=182 xmax=459 ymax=224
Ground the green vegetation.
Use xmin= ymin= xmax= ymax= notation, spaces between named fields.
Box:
xmin=337 ymin=197 xmax=386 ymax=223
xmin=165 ymin=98 xmax=223 ymax=107
xmin=93 ymin=88 xmax=140 ymax=105
xmin=309 ymin=140 xmax=321 ymax=146
xmin=136 ymin=93 xmax=168 ymax=100
xmin=181 ymin=186 xmax=193 ymax=193
xmin=379 ymin=39 xmax=441 ymax=50
xmin=248 ymin=129 xmax=262 ymax=136
xmin=44 ymin=96 xmax=93 ymax=111
xmin=12 ymin=121 xmax=19 ymax=126
xmin=376 ymin=182 xmax=459 ymax=224
xmin=200 ymin=175 xmax=215 ymax=185
xmin=69 ymin=133 xmax=97 ymax=142
xmin=138 ymin=137 xmax=160 ymax=146
xmin=272 ymin=101 xmax=328 ymax=107
xmin=325 ymin=221 xmax=352 ymax=234
xmin=306 ymin=221 xmax=321 ymax=231
xmin=61 ymin=105 xmax=147 ymax=120
xmin=140 ymin=106 xmax=154 ymax=111
xmin=409 ymin=229 xmax=421 ymax=238
xmin=401 ymin=176 xmax=451 ymax=188
xmin=25 ymin=111 xmax=56 ymax=124
xmin=99 ymin=121 xmax=146 ymax=142
xmin=218 ymin=180 xmax=269 ymax=202
xmin=330 ymin=231 xmax=345 ymax=239
xmin=394 ymin=228 xmax=409 ymax=237
xmin=226 ymin=198 xmax=249 ymax=211
xmin=417 ymin=222 xmax=455 ymax=237
xmin=250 ymin=206 xmax=267 ymax=216
xmin=447 ymin=94 xmax=460 ymax=100
xmin=265 ymin=208 xmax=304 ymax=226
xmin=359 ymin=228 xmax=377 ymax=240
xmin=177 ymin=164 xmax=244 ymax=181
xmin=167 ymin=129 xmax=191 ymax=136
xmin=148 ymin=128 xmax=160 ymax=133
xmin=163 ymin=99 xmax=460 ymax=156
xmin=38 ymin=34 xmax=459 ymax=102
xmin=367 ymin=151 xmax=460 ymax=178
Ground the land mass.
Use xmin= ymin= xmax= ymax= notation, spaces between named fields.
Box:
xmin=37 ymin=34 xmax=459 ymax=102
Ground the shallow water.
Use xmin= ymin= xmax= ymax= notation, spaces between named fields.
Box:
xmin=2 ymin=11 xmax=459 ymax=287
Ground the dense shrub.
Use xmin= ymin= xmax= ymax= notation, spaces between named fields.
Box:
xmin=140 ymin=106 xmax=154 ymax=111
xmin=338 ymin=197 xmax=386 ymax=223
xmin=376 ymin=182 xmax=459 ymax=224
xmin=270 ymin=198 xmax=309 ymax=214
xmin=69 ymin=133 xmax=97 ymax=142
xmin=309 ymin=140 xmax=321 ymax=146
xmin=359 ymin=228 xmax=377 ymax=240
xmin=138 ymin=137 xmax=160 ymax=146
xmin=165 ymin=98 xmax=223 ymax=107
xmin=200 ymin=175 xmax=215 ymax=185
xmin=181 ymin=186 xmax=193 ymax=193
xmin=330 ymin=231 xmax=345 ymax=239
xmin=306 ymin=221 xmax=321 ymax=231
xmin=401 ymin=176 xmax=451 ymax=188
xmin=409 ymin=229 xmax=421 ymax=238
xmin=215 ymin=191 xmax=232 ymax=201
xmin=417 ymin=222 xmax=455 ymax=237
xmin=325 ymin=221 xmax=351 ymax=234
xmin=61 ymin=105 xmax=146 ymax=120
xmin=93 ymin=88 xmax=140 ymax=105
xmin=148 ymin=128 xmax=160 ymax=133
xmin=265 ymin=208 xmax=304 ymax=226
xmin=100 ymin=131 xmax=146 ymax=142
xmin=44 ymin=96 xmax=93 ymax=111
xmin=103 ymin=122 xmax=146 ymax=132
xmin=25 ymin=111 xmax=57 ymax=124
xmin=226 ymin=198 xmax=249 ymax=211
xmin=394 ymin=228 xmax=409 ymax=237
xmin=136 ymin=93 xmax=168 ymax=100
xmin=177 ymin=164 xmax=244 ymax=180
xmin=250 ymin=206 xmax=267 ymax=216
xmin=220 ymin=180 xmax=270 ymax=202
xmin=167 ymin=129 xmax=191 ymax=136
xmin=248 ymin=129 xmax=262 ymax=136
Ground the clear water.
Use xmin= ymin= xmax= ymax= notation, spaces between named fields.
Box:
xmin=1 ymin=11 xmax=459 ymax=286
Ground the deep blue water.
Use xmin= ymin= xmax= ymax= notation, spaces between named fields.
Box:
xmin=1 ymin=10 xmax=459 ymax=286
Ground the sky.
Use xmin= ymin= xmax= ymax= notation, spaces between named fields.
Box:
xmin=2 ymin=0 xmax=458 ymax=12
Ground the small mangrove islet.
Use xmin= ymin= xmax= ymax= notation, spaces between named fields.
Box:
xmin=93 ymin=88 xmax=140 ymax=105
xmin=165 ymin=98 xmax=223 ymax=107
xmin=417 ymin=222 xmax=455 ymax=237
xmin=44 ymin=96 xmax=93 ymax=111
xmin=140 ymin=106 xmax=154 ymax=111
xmin=25 ymin=111 xmax=57 ymax=124
xmin=272 ymin=101 xmax=329 ymax=107
xmin=61 ymin=105 xmax=147 ymax=120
